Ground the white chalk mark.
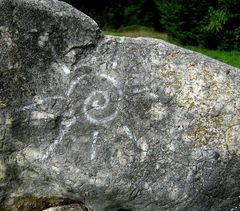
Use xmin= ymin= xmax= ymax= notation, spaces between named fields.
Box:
xmin=51 ymin=44 xmax=71 ymax=75
xmin=132 ymin=87 xmax=150 ymax=94
xmin=132 ymin=86 xmax=159 ymax=99
xmin=112 ymin=62 xmax=117 ymax=69
xmin=123 ymin=126 xmax=137 ymax=142
xmin=148 ymin=92 xmax=159 ymax=99
xmin=83 ymin=108 xmax=118 ymax=125
xmin=82 ymin=74 xmax=122 ymax=125
xmin=67 ymin=75 xmax=86 ymax=96
xmin=91 ymin=91 xmax=110 ymax=110
xmin=18 ymin=104 xmax=36 ymax=112
xmin=44 ymin=96 xmax=65 ymax=100
xmin=17 ymin=96 xmax=65 ymax=112
xmin=91 ymin=131 xmax=99 ymax=160
xmin=83 ymin=90 xmax=118 ymax=125
xmin=42 ymin=139 xmax=60 ymax=160
xmin=38 ymin=32 xmax=49 ymax=48
xmin=123 ymin=126 xmax=148 ymax=160
xmin=31 ymin=111 xmax=54 ymax=120
xmin=62 ymin=63 xmax=71 ymax=74
xmin=99 ymin=74 xmax=123 ymax=98
xmin=140 ymin=141 xmax=148 ymax=158
xmin=42 ymin=117 xmax=76 ymax=160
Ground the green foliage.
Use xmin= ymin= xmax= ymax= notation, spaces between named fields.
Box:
xmin=62 ymin=0 xmax=240 ymax=51
xmin=61 ymin=0 xmax=126 ymax=29
xmin=154 ymin=0 xmax=215 ymax=46
xmin=199 ymin=0 xmax=240 ymax=50
xmin=186 ymin=46 xmax=240 ymax=68
xmin=203 ymin=7 xmax=228 ymax=32
xmin=104 ymin=28 xmax=240 ymax=68
xmin=153 ymin=0 xmax=240 ymax=50
xmin=123 ymin=0 xmax=156 ymax=27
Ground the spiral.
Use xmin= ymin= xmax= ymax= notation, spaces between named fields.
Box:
xmin=82 ymin=74 xmax=122 ymax=125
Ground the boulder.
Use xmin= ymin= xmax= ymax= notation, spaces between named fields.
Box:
xmin=0 ymin=0 xmax=240 ymax=210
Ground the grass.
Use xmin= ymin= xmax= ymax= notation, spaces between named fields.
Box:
xmin=104 ymin=26 xmax=170 ymax=42
xmin=104 ymin=26 xmax=240 ymax=69
xmin=185 ymin=46 xmax=240 ymax=69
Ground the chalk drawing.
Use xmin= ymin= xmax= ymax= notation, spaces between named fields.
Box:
xmin=132 ymin=85 xmax=159 ymax=99
xmin=123 ymin=125 xmax=137 ymax=142
xmin=91 ymin=131 xmax=99 ymax=160
xmin=82 ymin=74 xmax=122 ymax=125
xmin=67 ymin=73 xmax=122 ymax=125
xmin=15 ymin=70 xmax=154 ymax=162
xmin=140 ymin=141 xmax=148 ymax=161
xmin=51 ymin=44 xmax=71 ymax=75
xmin=132 ymin=87 xmax=151 ymax=94
xmin=67 ymin=75 xmax=86 ymax=96
xmin=42 ymin=117 xmax=77 ymax=160
xmin=123 ymin=125 xmax=148 ymax=160
xmin=112 ymin=62 xmax=118 ymax=69
xmin=99 ymin=74 xmax=123 ymax=97
xmin=18 ymin=96 xmax=65 ymax=112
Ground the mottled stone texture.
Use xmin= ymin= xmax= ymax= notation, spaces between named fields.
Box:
xmin=0 ymin=0 xmax=240 ymax=210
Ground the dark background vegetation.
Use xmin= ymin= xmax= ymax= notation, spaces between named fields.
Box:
xmin=62 ymin=0 xmax=240 ymax=51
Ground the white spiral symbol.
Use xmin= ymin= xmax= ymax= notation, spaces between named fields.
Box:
xmin=82 ymin=74 xmax=122 ymax=125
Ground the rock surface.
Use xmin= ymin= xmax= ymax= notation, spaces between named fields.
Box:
xmin=0 ymin=0 xmax=240 ymax=210
xmin=42 ymin=203 xmax=90 ymax=211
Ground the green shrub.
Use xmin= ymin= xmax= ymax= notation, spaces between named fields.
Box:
xmin=62 ymin=0 xmax=240 ymax=50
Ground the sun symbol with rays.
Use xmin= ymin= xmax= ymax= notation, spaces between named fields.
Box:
xmin=17 ymin=69 xmax=152 ymax=161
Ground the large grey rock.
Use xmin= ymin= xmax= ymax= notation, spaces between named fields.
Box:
xmin=0 ymin=0 xmax=240 ymax=210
